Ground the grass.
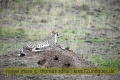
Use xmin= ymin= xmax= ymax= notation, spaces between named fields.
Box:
xmin=0 ymin=27 xmax=25 ymax=38
xmin=0 ymin=27 xmax=52 ymax=40
xmin=100 ymin=58 xmax=120 ymax=69
xmin=19 ymin=62 xmax=27 ymax=67
xmin=59 ymin=29 xmax=119 ymax=43
xmin=85 ymin=38 xmax=115 ymax=43
xmin=87 ymin=53 xmax=120 ymax=71
xmin=0 ymin=41 xmax=23 ymax=54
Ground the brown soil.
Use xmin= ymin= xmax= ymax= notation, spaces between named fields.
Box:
xmin=0 ymin=45 xmax=120 ymax=80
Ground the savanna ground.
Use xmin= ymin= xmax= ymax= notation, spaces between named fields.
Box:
xmin=0 ymin=0 xmax=120 ymax=80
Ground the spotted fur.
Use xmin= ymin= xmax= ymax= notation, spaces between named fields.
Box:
xmin=19 ymin=30 xmax=59 ymax=56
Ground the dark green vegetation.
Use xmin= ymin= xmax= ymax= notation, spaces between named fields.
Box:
xmin=0 ymin=0 xmax=120 ymax=71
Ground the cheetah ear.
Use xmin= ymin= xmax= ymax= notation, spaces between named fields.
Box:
xmin=52 ymin=29 xmax=57 ymax=33
xmin=52 ymin=30 xmax=55 ymax=33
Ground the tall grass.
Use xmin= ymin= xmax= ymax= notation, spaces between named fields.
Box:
xmin=0 ymin=27 xmax=25 ymax=37
xmin=87 ymin=53 xmax=120 ymax=71
xmin=0 ymin=41 xmax=23 ymax=54
xmin=0 ymin=27 xmax=51 ymax=40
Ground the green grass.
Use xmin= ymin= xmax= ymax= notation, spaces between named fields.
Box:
xmin=0 ymin=27 xmax=52 ymax=41
xmin=0 ymin=27 xmax=25 ymax=37
xmin=19 ymin=62 xmax=27 ymax=67
xmin=85 ymin=38 xmax=115 ymax=43
xmin=59 ymin=29 xmax=120 ymax=44
xmin=0 ymin=41 xmax=23 ymax=54
xmin=100 ymin=58 xmax=120 ymax=69
xmin=87 ymin=54 xmax=120 ymax=71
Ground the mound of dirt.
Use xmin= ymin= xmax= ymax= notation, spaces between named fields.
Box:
xmin=35 ymin=46 xmax=95 ymax=68
xmin=0 ymin=45 xmax=96 ymax=69
xmin=0 ymin=45 xmax=119 ymax=80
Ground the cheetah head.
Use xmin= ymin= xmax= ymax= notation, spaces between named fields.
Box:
xmin=52 ymin=30 xmax=59 ymax=36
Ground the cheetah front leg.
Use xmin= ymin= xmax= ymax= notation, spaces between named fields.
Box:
xmin=31 ymin=48 xmax=43 ymax=52
xmin=18 ymin=46 xmax=26 ymax=56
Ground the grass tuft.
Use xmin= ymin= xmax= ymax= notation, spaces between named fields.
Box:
xmin=87 ymin=54 xmax=120 ymax=71
xmin=0 ymin=27 xmax=25 ymax=38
